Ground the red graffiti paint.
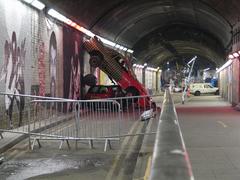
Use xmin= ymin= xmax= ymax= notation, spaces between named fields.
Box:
xmin=38 ymin=42 xmax=45 ymax=96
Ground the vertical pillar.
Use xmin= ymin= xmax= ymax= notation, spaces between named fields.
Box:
xmin=142 ymin=66 xmax=147 ymax=86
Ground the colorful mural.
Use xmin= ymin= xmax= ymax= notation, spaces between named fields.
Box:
xmin=49 ymin=32 xmax=57 ymax=97
xmin=0 ymin=32 xmax=26 ymax=128
xmin=38 ymin=42 xmax=45 ymax=96
xmin=63 ymin=28 xmax=83 ymax=101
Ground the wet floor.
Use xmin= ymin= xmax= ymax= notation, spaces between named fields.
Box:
xmin=0 ymin=140 xmax=118 ymax=180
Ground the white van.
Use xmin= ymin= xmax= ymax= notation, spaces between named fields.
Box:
xmin=189 ymin=83 xmax=219 ymax=96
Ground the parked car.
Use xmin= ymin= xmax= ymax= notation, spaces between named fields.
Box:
xmin=83 ymin=36 xmax=155 ymax=109
xmin=189 ymin=83 xmax=219 ymax=96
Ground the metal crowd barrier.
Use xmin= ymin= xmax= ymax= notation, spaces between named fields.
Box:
xmin=0 ymin=92 xmax=158 ymax=151
xmin=149 ymin=89 xmax=194 ymax=180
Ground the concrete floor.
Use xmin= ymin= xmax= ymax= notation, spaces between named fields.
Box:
xmin=1 ymin=94 xmax=240 ymax=180
xmin=177 ymin=95 xmax=240 ymax=180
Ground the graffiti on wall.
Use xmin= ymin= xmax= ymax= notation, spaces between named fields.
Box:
xmin=63 ymin=28 xmax=83 ymax=106
xmin=38 ymin=42 xmax=45 ymax=96
xmin=69 ymin=41 xmax=81 ymax=100
xmin=0 ymin=32 xmax=26 ymax=128
xmin=49 ymin=32 xmax=57 ymax=97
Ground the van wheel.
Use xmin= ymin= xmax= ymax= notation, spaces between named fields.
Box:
xmin=215 ymin=90 xmax=219 ymax=95
xmin=89 ymin=51 xmax=103 ymax=68
xmin=194 ymin=91 xmax=200 ymax=96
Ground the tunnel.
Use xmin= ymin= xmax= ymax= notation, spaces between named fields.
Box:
xmin=41 ymin=0 xmax=231 ymax=68
xmin=37 ymin=0 xmax=240 ymax=105
xmin=0 ymin=1 xmax=240 ymax=180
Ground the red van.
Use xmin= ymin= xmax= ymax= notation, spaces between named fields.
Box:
xmin=83 ymin=36 xmax=155 ymax=109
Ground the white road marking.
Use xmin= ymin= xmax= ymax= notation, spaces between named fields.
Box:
xmin=217 ymin=121 xmax=227 ymax=128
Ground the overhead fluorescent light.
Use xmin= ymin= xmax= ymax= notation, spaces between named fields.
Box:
xmin=216 ymin=59 xmax=233 ymax=73
xmin=233 ymin=52 xmax=239 ymax=57
xmin=147 ymin=67 xmax=158 ymax=71
xmin=127 ymin=49 xmax=134 ymax=53
xmin=79 ymin=27 xmax=95 ymax=37
xmin=48 ymin=9 xmax=72 ymax=24
xmin=31 ymin=0 xmax=45 ymax=10
xmin=47 ymin=8 xmax=134 ymax=53
xmin=97 ymin=36 xmax=116 ymax=47
xmin=115 ymin=44 xmax=120 ymax=49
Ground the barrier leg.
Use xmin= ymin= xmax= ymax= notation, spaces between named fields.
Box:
xmin=59 ymin=140 xmax=71 ymax=150
xmin=89 ymin=139 xmax=93 ymax=149
xmin=31 ymin=138 xmax=42 ymax=150
xmin=104 ymin=139 xmax=112 ymax=152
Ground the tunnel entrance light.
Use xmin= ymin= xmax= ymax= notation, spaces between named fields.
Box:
xmin=216 ymin=60 xmax=233 ymax=73
xmin=47 ymin=8 xmax=133 ymax=54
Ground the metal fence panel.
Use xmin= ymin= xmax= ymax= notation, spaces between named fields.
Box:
xmin=0 ymin=92 xmax=158 ymax=150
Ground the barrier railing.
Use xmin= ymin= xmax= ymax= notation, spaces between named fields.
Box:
xmin=149 ymin=89 xmax=194 ymax=180
xmin=0 ymin=92 xmax=158 ymax=151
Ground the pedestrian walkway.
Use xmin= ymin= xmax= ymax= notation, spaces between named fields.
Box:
xmin=176 ymin=95 xmax=240 ymax=180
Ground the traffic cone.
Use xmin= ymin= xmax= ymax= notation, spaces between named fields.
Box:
xmin=187 ymin=87 xmax=190 ymax=97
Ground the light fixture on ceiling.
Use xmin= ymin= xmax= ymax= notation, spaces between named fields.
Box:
xmin=48 ymin=9 xmax=72 ymax=24
xmin=228 ymin=54 xmax=234 ymax=59
xmin=216 ymin=59 xmax=233 ymax=73
xmin=23 ymin=0 xmax=45 ymax=10
xmin=47 ymin=8 xmax=133 ymax=54
xmin=31 ymin=0 xmax=45 ymax=10
xmin=97 ymin=36 xmax=116 ymax=47
xmin=127 ymin=49 xmax=134 ymax=53
xmin=233 ymin=52 xmax=239 ymax=58
xmin=22 ymin=0 xmax=33 ymax=3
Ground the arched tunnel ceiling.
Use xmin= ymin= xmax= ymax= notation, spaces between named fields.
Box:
xmin=40 ymin=0 xmax=239 ymax=67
